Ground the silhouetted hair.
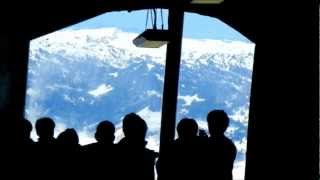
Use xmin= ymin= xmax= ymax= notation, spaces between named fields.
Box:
xmin=21 ymin=118 xmax=33 ymax=135
xmin=177 ymin=118 xmax=198 ymax=139
xmin=122 ymin=113 xmax=147 ymax=140
xmin=95 ymin=120 xmax=115 ymax=144
xmin=17 ymin=118 xmax=34 ymax=144
xmin=35 ymin=117 xmax=55 ymax=138
xmin=207 ymin=110 xmax=230 ymax=135
xmin=57 ymin=128 xmax=79 ymax=145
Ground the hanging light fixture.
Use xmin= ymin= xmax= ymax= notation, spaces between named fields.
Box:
xmin=133 ymin=9 xmax=170 ymax=48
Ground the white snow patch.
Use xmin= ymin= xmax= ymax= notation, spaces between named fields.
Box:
xmin=226 ymin=126 xmax=240 ymax=137
xmin=225 ymin=101 xmax=233 ymax=108
xmin=233 ymin=160 xmax=246 ymax=180
xmin=147 ymin=63 xmax=155 ymax=70
xmin=180 ymin=108 xmax=189 ymax=114
xmin=26 ymin=88 xmax=39 ymax=98
xmin=79 ymin=97 xmax=85 ymax=102
xmin=114 ymin=124 xmax=125 ymax=144
xmin=137 ymin=106 xmax=161 ymax=133
xmin=197 ymin=120 xmax=209 ymax=132
xmin=230 ymin=107 xmax=249 ymax=124
xmin=109 ymin=72 xmax=118 ymax=78
xmin=155 ymin=74 xmax=164 ymax=82
xmin=146 ymin=134 xmax=160 ymax=152
xmin=146 ymin=90 xmax=161 ymax=98
xmin=88 ymin=84 xmax=113 ymax=97
xmin=234 ymin=137 xmax=247 ymax=154
xmin=54 ymin=122 xmax=67 ymax=138
xmin=78 ymin=130 xmax=96 ymax=145
xmin=178 ymin=94 xmax=205 ymax=107
xmin=63 ymin=94 xmax=76 ymax=105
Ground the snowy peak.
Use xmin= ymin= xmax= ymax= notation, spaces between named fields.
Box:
xmin=30 ymin=28 xmax=167 ymax=68
xmin=30 ymin=27 xmax=255 ymax=70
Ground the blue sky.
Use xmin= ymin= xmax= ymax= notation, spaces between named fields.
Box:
xmin=67 ymin=10 xmax=250 ymax=42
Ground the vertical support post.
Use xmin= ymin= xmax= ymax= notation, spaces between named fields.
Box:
xmin=0 ymin=33 xmax=30 ymax=145
xmin=158 ymin=7 xmax=184 ymax=180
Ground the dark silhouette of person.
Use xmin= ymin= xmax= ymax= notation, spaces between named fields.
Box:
xmin=175 ymin=118 xmax=199 ymax=145
xmin=56 ymin=128 xmax=81 ymax=175
xmin=17 ymin=118 xmax=35 ymax=145
xmin=35 ymin=117 xmax=56 ymax=145
xmin=15 ymin=118 xmax=36 ymax=172
xmin=119 ymin=113 xmax=148 ymax=147
xmin=118 ymin=113 xmax=159 ymax=180
xmin=33 ymin=117 xmax=58 ymax=175
xmin=157 ymin=118 xmax=205 ymax=180
xmin=57 ymin=128 xmax=80 ymax=148
xmin=206 ymin=110 xmax=237 ymax=180
xmin=83 ymin=120 xmax=115 ymax=151
xmin=82 ymin=120 xmax=117 ymax=178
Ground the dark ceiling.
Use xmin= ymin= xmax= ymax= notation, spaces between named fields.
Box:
xmin=1 ymin=0 xmax=258 ymax=42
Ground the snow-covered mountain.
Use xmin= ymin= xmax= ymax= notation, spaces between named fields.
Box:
xmin=29 ymin=28 xmax=254 ymax=69
xmin=25 ymin=27 xmax=255 ymax=180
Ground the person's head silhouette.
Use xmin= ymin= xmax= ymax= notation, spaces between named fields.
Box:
xmin=35 ymin=117 xmax=55 ymax=144
xmin=177 ymin=118 xmax=198 ymax=142
xmin=17 ymin=118 xmax=34 ymax=144
xmin=95 ymin=120 xmax=115 ymax=145
xmin=207 ymin=110 xmax=230 ymax=137
xmin=122 ymin=113 xmax=147 ymax=145
xmin=57 ymin=128 xmax=79 ymax=146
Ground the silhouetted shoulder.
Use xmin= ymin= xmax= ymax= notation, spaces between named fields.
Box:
xmin=222 ymin=136 xmax=237 ymax=160
xmin=208 ymin=136 xmax=237 ymax=153
xmin=226 ymin=136 xmax=237 ymax=152
xmin=83 ymin=142 xmax=116 ymax=153
xmin=117 ymin=113 xmax=157 ymax=180
xmin=82 ymin=142 xmax=97 ymax=152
